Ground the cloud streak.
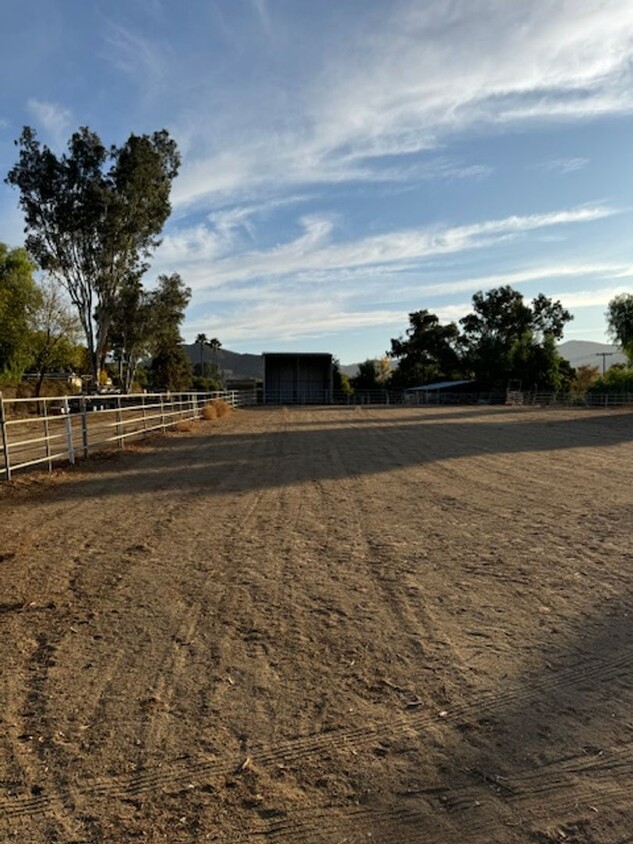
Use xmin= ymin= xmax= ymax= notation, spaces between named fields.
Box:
xmin=159 ymin=203 xmax=617 ymax=289
xmin=6 ymin=1 xmax=629 ymax=358
xmin=533 ymin=157 xmax=590 ymax=174
xmin=167 ymin=0 xmax=633 ymax=206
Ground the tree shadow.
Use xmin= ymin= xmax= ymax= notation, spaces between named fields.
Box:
xmin=336 ymin=595 xmax=633 ymax=842
xmin=20 ymin=407 xmax=632 ymax=503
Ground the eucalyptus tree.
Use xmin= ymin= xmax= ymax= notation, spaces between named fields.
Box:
xmin=6 ymin=126 xmax=180 ymax=386
xmin=147 ymin=273 xmax=192 ymax=391
xmin=111 ymin=273 xmax=191 ymax=392
xmin=606 ymin=293 xmax=633 ymax=364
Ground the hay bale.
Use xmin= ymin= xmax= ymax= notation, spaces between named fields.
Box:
xmin=201 ymin=403 xmax=218 ymax=420
xmin=211 ymin=399 xmax=232 ymax=417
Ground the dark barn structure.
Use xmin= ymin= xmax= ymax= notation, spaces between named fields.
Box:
xmin=263 ymin=353 xmax=333 ymax=404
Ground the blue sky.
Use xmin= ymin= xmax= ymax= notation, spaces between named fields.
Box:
xmin=1 ymin=0 xmax=632 ymax=363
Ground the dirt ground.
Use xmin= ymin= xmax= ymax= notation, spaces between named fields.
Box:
xmin=0 ymin=405 xmax=632 ymax=843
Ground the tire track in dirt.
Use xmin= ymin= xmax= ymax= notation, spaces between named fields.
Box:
xmin=323 ymin=413 xmax=542 ymax=688
xmin=1 ymin=605 xmax=630 ymax=828
xmin=2 ymin=407 xmax=632 ymax=842
xmin=317 ymin=415 xmax=478 ymax=704
xmin=1 ymin=415 xmax=275 ymax=839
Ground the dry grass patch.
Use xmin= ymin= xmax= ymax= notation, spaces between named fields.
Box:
xmin=201 ymin=399 xmax=233 ymax=420
xmin=171 ymin=421 xmax=196 ymax=433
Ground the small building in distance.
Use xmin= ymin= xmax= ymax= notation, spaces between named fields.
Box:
xmin=263 ymin=353 xmax=333 ymax=404
xmin=404 ymin=379 xmax=476 ymax=405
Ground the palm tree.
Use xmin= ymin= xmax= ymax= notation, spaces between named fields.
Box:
xmin=207 ymin=338 xmax=222 ymax=381
xmin=195 ymin=333 xmax=208 ymax=376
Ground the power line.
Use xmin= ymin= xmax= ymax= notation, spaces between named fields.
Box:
xmin=596 ymin=352 xmax=614 ymax=375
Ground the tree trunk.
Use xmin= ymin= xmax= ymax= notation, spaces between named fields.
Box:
xmin=34 ymin=371 xmax=46 ymax=398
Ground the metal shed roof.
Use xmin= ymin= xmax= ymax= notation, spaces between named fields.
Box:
xmin=404 ymin=380 xmax=474 ymax=392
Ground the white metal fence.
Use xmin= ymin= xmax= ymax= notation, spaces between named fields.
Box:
xmin=402 ymin=390 xmax=633 ymax=408
xmin=0 ymin=389 xmax=255 ymax=481
xmin=513 ymin=391 xmax=633 ymax=408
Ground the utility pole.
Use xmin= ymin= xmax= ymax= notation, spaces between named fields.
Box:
xmin=596 ymin=352 xmax=613 ymax=375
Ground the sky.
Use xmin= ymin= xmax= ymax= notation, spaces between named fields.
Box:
xmin=1 ymin=0 xmax=632 ymax=364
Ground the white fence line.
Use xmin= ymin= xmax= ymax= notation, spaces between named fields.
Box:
xmin=0 ymin=389 xmax=256 ymax=481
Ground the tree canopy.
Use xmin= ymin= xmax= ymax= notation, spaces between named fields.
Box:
xmin=459 ymin=286 xmax=572 ymax=390
xmin=387 ymin=287 xmax=573 ymax=392
xmin=388 ymin=309 xmax=460 ymax=389
xmin=606 ymin=293 xmax=633 ymax=364
xmin=146 ymin=273 xmax=192 ymax=391
xmin=6 ymin=125 xmax=180 ymax=385
xmin=29 ymin=277 xmax=83 ymax=396
xmin=0 ymin=243 xmax=41 ymax=384
xmin=111 ymin=272 xmax=192 ymax=392
xmin=351 ymin=359 xmax=383 ymax=390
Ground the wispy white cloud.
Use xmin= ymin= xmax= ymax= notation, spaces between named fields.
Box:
xmin=160 ymin=211 xmax=336 ymax=272
xmin=204 ymin=193 xmax=315 ymax=239
xmin=103 ymin=21 xmax=169 ymax=88
xmin=184 ymin=277 xmax=630 ymax=350
xmin=533 ymin=157 xmax=590 ymax=174
xmin=167 ymin=0 xmax=633 ymax=205
xmin=187 ymin=299 xmax=406 ymax=346
xmin=399 ymin=261 xmax=633 ymax=300
xmin=173 ymin=197 xmax=625 ymax=349
xmin=26 ymin=98 xmax=72 ymax=149
xmin=159 ymin=203 xmax=617 ymax=289
xmin=9 ymin=1 xmax=628 ymax=357
xmin=552 ymin=287 xmax=631 ymax=309
xmin=250 ymin=0 xmax=273 ymax=38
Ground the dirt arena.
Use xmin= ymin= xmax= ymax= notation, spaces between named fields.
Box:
xmin=1 ymin=405 xmax=631 ymax=843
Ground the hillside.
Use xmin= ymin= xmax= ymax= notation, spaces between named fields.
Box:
xmin=340 ymin=341 xmax=627 ymax=379
xmin=181 ymin=340 xmax=627 ymax=382
xmin=556 ymin=340 xmax=627 ymax=371
xmin=182 ymin=344 xmax=263 ymax=379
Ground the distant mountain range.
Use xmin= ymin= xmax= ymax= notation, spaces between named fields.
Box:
xmin=340 ymin=341 xmax=626 ymax=377
xmin=182 ymin=343 xmax=264 ymax=380
xmin=338 ymin=360 xmax=393 ymax=378
xmin=182 ymin=340 xmax=627 ymax=381
xmin=555 ymin=340 xmax=627 ymax=371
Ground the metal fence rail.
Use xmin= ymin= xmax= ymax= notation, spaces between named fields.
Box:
xmin=518 ymin=391 xmax=633 ymax=408
xmin=584 ymin=392 xmax=633 ymax=407
xmin=0 ymin=389 xmax=255 ymax=481
xmin=402 ymin=390 xmax=633 ymax=408
xmin=2 ymin=387 xmax=630 ymax=481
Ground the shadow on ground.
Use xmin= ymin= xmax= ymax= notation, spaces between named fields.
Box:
xmin=12 ymin=406 xmax=631 ymax=503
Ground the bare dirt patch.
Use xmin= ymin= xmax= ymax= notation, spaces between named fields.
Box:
xmin=1 ymin=405 xmax=632 ymax=842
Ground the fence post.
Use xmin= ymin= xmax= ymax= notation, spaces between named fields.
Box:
xmin=116 ymin=395 xmax=123 ymax=447
xmin=80 ymin=396 xmax=89 ymax=459
xmin=142 ymin=393 xmax=147 ymax=433
xmin=41 ymin=399 xmax=53 ymax=471
xmin=0 ymin=392 xmax=11 ymax=482
xmin=160 ymin=394 xmax=166 ymax=431
xmin=63 ymin=397 xmax=75 ymax=465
